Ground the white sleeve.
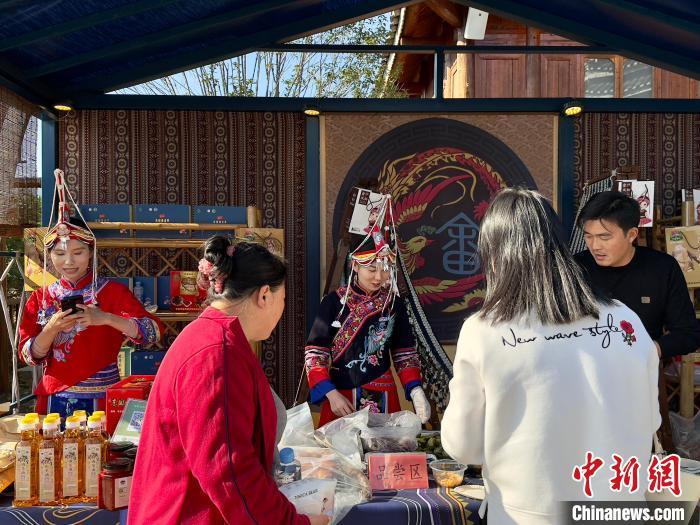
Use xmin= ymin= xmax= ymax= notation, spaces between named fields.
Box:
xmin=441 ymin=317 xmax=486 ymax=465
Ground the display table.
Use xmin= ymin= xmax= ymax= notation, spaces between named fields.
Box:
xmin=0 ymin=497 xmax=127 ymax=524
xmin=0 ymin=485 xmax=482 ymax=525
xmin=339 ymin=487 xmax=483 ymax=525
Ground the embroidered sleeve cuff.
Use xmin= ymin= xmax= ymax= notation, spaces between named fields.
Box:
xmin=127 ymin=317 xmax=162 ymax=345
xmin=307 ymin=366 xmax=332 ymax=390
xmin=20 ymin=337 xmax=45 ymax=366
xmin=310 ymin=380 xmax=337 ymax=404
xmin=404 ymin=380 xmax=422 ymax=400
xmin=397 ymin=366 xmax=422 ymax=390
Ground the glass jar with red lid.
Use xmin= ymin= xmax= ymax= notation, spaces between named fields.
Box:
xmin=98 ymin=458 xmax=132 ymax=510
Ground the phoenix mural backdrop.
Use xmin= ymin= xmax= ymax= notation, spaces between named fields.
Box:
xmin=333 ymin=118 xmax=538 ymax=342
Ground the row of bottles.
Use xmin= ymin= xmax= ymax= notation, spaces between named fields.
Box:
xmin=14 ymin=412 xmax=108 ymax=507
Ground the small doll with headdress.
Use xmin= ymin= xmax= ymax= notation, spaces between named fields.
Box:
xmin=18 ymin=169 xmax=163 ymax=417
xmin=637 ymin=185 xmax=652 ymax=227
xmin=304 ymin=195 xmax=431 ymax=426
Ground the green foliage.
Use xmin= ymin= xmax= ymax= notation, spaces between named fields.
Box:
xmin=121 ymin=15 xmax=406 ymax=99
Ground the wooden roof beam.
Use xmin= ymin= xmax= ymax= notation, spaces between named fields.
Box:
xmin=425 ymin=0 xmax=463 ymax=28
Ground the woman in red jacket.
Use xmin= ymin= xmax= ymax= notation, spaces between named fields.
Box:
xmin=130 ymin=237 xmax=328 ymax=525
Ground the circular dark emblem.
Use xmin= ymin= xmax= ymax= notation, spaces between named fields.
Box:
xmin=333 ymin=118 xmax=537 ymax=341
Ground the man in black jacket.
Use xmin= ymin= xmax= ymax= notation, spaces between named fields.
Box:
xmin=574 ymin=191 xmax=700 ymax=358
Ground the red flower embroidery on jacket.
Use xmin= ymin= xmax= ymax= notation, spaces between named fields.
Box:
xmin=620 ymin=321 xmax=637 ymax=346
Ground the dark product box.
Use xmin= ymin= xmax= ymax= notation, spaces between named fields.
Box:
xmin=193 ymin=206 xmax=247 ymax=238
xmin=79 ymin=204 xmax=132 ymax=239
xmin=134 ymin=204 xmax=190 ymax=239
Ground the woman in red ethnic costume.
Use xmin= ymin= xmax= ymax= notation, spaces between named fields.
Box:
xmin=19 ymin=169 xmax=163 ymax=417
xmin=305 ymin=195 xmax=431 ymax=426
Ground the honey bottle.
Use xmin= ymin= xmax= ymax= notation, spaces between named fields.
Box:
xmin=84 ymin=415 xmax=106 ymax=502
xmin=38 ymin=418 xmax=62 ymax=505
xmin=92 ymin=410 xmax=110 ymax=440
xmin=73 ymin=410 xmax=88 ymax=439
xmin=13 ymin=417 xmax=38 ymax=507
xmin=61 ymin=416 xmax=85 ymax=504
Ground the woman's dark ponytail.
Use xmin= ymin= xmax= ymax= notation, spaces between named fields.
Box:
xmin=200 ymin=236 xmax=286 ymax=300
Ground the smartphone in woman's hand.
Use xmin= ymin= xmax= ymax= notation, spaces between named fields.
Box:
xmin=60 ymin=294 xmax=84 ymax=314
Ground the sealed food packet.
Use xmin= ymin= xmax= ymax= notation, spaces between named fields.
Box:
xmin=279 ymin=479 xmax=336 ymax=517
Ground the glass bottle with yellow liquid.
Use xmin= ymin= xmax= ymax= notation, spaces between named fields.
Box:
xmin=38 ymin=418 xmax=62 ymax=505
xmin=61 ymin=416 xmax=85 ymax=504
xmin=13 ymin=417 xmax=39 ymax=507
xmin=74 ymin=410 xmax=88 ymax=439
xmin=92 ymin=410 xmax=110 ymax=440
xmin=84 ymin=415 xmax=106 ymax=502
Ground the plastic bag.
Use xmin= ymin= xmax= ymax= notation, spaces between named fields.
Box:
xmin=670 ymin=411 xmax=700 ymax=460
xmin=280 ymin=403 xmax=317 ymax=448
xmin=313 ymin=407 xmax=369 ymax=468
xmin=360 ymin=411 xmax=422 ymax=453
xmin=292 ymin=445 xmax=371 ymax=524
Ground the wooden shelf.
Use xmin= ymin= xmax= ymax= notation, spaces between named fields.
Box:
xmin=155 ymin=312 xmax=198 ymax=321
xmin=96 ymin=238 xmax=205 ymax=248
xmin=88 ymin=221 xmax=244 ymax=231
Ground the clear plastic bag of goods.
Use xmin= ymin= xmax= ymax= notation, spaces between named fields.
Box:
xmin=360 ymin=411 xmax=422 ymax=453
xmin=313 ymin=408 xmax=369 ymax=468
xmin=291 ymin=446 xmax=371 ymax=524
xmin=670 ymin=411 xmax=700 ymax=461
xmin=280 ymin=403 xmax=317 ymax=448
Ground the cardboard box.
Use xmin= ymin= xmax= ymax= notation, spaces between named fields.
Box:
xmin=170 ymin=271 xmax=207 ymax=312
xmin=157 ymin=275 xmax=171 ymax=310
xmin=193 ymin=206 xmax=247 ymax=238
xmin=366 ymin=452 xmax=429 ymax=492
xmin=130 ymin=351 xmax=166 ymax=375
xmin=666 ymin=226 xmax=700 ymax=287
xmin=107 ymin=277 xmax=133 ymax=291
xmin=106 ymin=375 xmax=154 ymax=435
xmin=134 ymin=204 xmax=190 ymax=239
xmin=79 ymin=204 xmax=132 ymax=238
xmin=23 ymin=227 xmax=59 ymax=291
xmin=117 ymin=347 xmax=134 ymax=378
xmin=133 ymin=276 xmax=156 ymax=310
xmin=235 ymin=228 xmax=285 ymax=257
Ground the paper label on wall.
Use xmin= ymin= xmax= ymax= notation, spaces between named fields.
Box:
xmin=115 ymin=475 xmax=132 ymax=508
xmin=693 ymin=190 xmax=700 ymax=225
xmin=62 ymin=442 xmax=79 ymax=497
xmin=348 ymin=188 xmax=389 ymax=235
xmin=85 ymin=444 xmax=102 ymax=497
xmin=15 ymin=445 xmax=32 ymax=500
xmin=39 ymin=449 xmax=55 ymax=502
xmin=615 ymin=180 xmax=655 ymax=228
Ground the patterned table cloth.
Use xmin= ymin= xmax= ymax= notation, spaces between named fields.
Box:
xmin=0 ymin=499 xmax=126 ymax=524
xmin=0 ymin=487 xmax=481 ymax=525
xmin=339 ymin=487 xmax=483 ymax=525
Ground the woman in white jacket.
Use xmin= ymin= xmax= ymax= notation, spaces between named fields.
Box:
xmin=441 ymin=188 xmax=660 ymax=525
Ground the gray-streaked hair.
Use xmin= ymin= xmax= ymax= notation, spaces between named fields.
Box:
xmin=478 ymin=188 xmax=610 ymax=324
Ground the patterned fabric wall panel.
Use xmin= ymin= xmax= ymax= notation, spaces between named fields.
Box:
xmin=59 ymin=110 xmax=306 ymax=405
xmin=574 ymin=113 xmax=700 ymax=217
